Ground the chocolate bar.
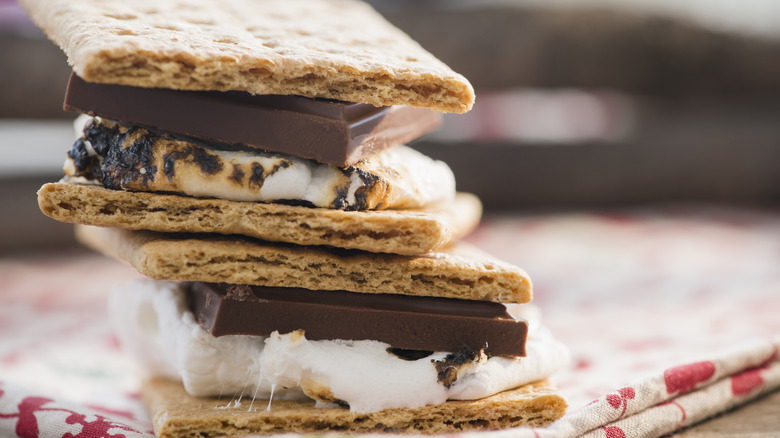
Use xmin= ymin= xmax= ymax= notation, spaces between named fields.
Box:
xmin=187 ymin=282 xmax=528 ymax=357
xmin=64 ymin=73 xmax=442 ymax=166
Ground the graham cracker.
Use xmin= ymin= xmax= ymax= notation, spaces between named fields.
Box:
xmin=142 ymin=377 xmax=567 ymax=436
xmin=19 ymin=0 xmax=474 ymax=113
xmin=39 ymin=182 xmax=481 ymax=256
xmin=75 ymin=225 xmax=532 ymax=303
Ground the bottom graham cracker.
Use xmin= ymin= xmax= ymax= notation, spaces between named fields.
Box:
xmin=142 ymin=378 xmax=567 ymax=437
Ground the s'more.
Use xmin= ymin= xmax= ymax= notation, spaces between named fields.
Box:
xmin=24 ymin=0 xmax=570 ymax=435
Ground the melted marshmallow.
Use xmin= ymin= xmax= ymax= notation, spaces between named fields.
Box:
xmin=109 ymin=279 xmax=569 ymax=413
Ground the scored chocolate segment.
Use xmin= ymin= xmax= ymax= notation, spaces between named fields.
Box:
xmin=187 ymin=282 xmax=528 ymax=357
xmin=64 ymin=73 xmax=442 ymax=167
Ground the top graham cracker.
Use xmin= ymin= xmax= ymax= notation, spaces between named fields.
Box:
xmin=19 ymin=0 xmax=475 ymax=113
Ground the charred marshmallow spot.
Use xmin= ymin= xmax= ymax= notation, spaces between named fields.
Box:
xmin=351 ymin=168 xmax=382 ymax=211
xmin=192 ymin=147 xmax=223 ymax=175
xmin=100 ymin=128 xmax=158 ymax=190
xmin=304 ymin=165 xmax=348 ymax=209
xmin=66 ymin=138 xmax=99 ymax=177
xmin=230 ymin=164 xmax=245 ymax=183
xmin=82 ymin=117 xmax=120 ymax=157
xmin=432 ymin=346 xmax=487 ymax=389
xmin=163 ymin=145 xmax=224 ymax=180
xmin=248 ymin=162 xmax=265 ymax=189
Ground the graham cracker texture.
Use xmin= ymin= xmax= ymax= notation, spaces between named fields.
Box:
xmin=19 ymin=0 xmax=474 ymax=113
xmin=38 ymin=182 xmax=482 ymax=256
xmin=75 ymin=225 xmax=532 ymax=303
xmin=142 ymin=378 xmax=567 ymax=436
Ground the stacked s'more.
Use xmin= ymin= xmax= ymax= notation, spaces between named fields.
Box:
xmin=25 ymin=0 xmax=569 ymax=435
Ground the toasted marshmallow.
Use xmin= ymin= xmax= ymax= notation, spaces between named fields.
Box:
xmin=65 ymin=116 xmax=455 ymax=211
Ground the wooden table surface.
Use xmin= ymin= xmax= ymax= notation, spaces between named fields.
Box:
xmin=675 ymin=389 xmax=780 ymax=437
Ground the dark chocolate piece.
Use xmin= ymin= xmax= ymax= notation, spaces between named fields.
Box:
xmin=187 ymin=282 xmax=527 ymax=357
xmin=64 ymin=73 xmax=441 ymax=166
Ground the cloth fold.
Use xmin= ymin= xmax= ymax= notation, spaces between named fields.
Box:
xmin=581 ymin=360 xmax=780 ymax=438
xmin=548 ymin=337 xmax=780 ymax=438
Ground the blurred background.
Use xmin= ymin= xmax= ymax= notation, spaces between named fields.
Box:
xmin=2 ymin=0 xmax=780 ymax=253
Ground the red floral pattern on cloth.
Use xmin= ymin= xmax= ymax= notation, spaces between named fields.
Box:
xmin=730 ymin=367 xmax=767 ymax=397
xmin=0 ymin=383 xmax=148 ymax=438
xmin=2 ymin=205 xmax=780 ymax=438
xmin=663 ymin=362 xmax=717 ymax=395
xmin=605 ymin=387 xmax=634 ymax=418
xmin=0 ymin=255 xmax=154 ymax=438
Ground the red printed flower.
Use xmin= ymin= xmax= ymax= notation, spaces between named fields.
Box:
xmin=602 ymin=425 xmax=626 ymax=438
xmin=731 ymin=368 xmax=765 ymax=396
xmin=0 ymin=394 xmax=144 ymax=438
xmin=605 ymin=387 xmax=635 ymax=418
xmin=664 ymin=361 xmax=716 ymax=395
